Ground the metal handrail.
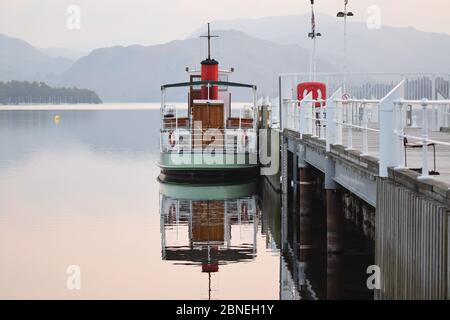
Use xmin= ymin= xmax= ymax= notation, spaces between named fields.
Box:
xmin=162 ymin=80 xmax=256 ymax=90
xmin=397 ymin=99 xmax=450 ymax=105
xmin=394 ymin=132 xmax=450 ymax=147
xmin=279 ymin=72 xmax=450 ymax=77
xmin=279 ymin=75 xmax=450 ymax=182
xmin=393 ymin=99 xmax=450 ymax=179
xmin=160 ymin=128 xmax=258 ymax=153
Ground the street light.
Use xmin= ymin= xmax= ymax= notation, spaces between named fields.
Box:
xmin=308 ymin=0 xmax=322 ymax=81
xmin=337 ymin=0 xmax=354 ymax=94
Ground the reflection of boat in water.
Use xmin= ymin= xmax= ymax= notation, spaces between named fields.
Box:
xmin=159 ymin=179 xmax=259 ymax=299
xmin=158 ymin=23 xmax=259 ymax=178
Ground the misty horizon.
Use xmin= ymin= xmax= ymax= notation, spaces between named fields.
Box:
xmin=1 ymin=0 xmax=450 ymax=52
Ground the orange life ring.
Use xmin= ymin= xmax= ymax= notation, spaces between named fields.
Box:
xmin=168 ymin=131 xmax=176 ymax=148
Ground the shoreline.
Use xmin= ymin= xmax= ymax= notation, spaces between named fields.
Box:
xmin=0 ymin=103 xmax=162 ymax=111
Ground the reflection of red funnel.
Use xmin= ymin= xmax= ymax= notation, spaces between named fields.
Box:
xmin=202 ymin=263 xmax=219 ymax=273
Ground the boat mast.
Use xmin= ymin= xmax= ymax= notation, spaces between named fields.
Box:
xmin=201 ymin=23 xmax=218 ymax=60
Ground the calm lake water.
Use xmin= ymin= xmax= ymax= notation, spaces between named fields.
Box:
xmin=0 ymin=105 xmax=372 ymax=300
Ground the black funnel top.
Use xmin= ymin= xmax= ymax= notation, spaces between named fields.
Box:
xmin=201 ymin=58 xmax=219 ymax=66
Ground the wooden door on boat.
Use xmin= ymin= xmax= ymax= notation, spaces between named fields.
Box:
xmin=207 ymin=104 xmax=224 ymax=129
xmin=192 ymin=103 xmax=224 ymax=129
xmin=192 ymin=102 xmax=224 ymax=147
xmin=192 ymin=103 xmax=225 ymax=149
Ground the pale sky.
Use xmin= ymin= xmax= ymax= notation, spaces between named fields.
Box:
xmin=1 ymin=0 xmax=449 ymax=51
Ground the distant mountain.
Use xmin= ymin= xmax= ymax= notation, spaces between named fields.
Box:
xmin=3 ymin=14 xmax=450 ymax=102
xmin=56 ymin=30 xmax=333 ymax=102
xmin=0 ymin=34 xmax=74 ymax=81
xmin=39 ymin=47 xmax=86 ymax=61
xmin=191 ymin=14 xmax=450 ymax=73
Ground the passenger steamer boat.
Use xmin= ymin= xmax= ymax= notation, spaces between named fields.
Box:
xmin=159 ymin=24 xmax=259 ymax=179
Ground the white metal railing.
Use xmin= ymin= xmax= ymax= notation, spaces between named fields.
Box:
xmin=270 ymin=97 xmax=280 ymax=129
xmin=160 ymin=99 xmax=260 ymax=155
xmin=444 ymin=107 xmax=450 ymax=128
xmin=160 ymin=103 xmax=189 ymax=131
xmin=161 ymin=103 xmax=258 ymax=131
xmin=300 ymin=98 xmax=327 ymax=140
xmin=235 ymin=104 xmax=257 ymax=130
xmin=333 ymin=98 xmax=381 ymax=156
xmin=393 ymin=99 xmax=450 ymax=179
xmin=160 ymin=128 xmax=258 ymax=154
xmin=160 ymin=195 xmax=258 ymax=252
xmin=161 ymin=196 xmax=257 ymax=221
xmin=281 ymin=99 xmax=301 ymax=132
xmin=279 ymin=74 xmax=450 ymax=183
xmin=279 ymin=73 xmax=450 ymax=101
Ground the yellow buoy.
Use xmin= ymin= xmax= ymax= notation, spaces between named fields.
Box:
xmin=53 ymin=115 xmax=61 ymax=124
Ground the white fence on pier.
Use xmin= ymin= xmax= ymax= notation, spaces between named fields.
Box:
xmin=279 ymin=73 xmax=450 ymax=181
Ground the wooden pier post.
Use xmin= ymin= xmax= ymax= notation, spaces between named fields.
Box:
xmin=298 ymin=166 xmax=314 ymax=261
xmin=298 ymin=147 xmax=315 ymax=261
xmin=326 ymin=189 xmax=344 ymax=253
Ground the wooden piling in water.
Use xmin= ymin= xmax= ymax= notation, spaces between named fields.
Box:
xmin=299 ymin=168 xmax=315 ymax=260
xmin=326 ymin=189 xmax=344 ymax=254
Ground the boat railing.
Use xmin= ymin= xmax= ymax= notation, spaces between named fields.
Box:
xmin=161 ymin=195 xmax=257 ymax=224
xmin=161 ymin=80 xmax=258 ymax=130
xmin=161 ymin=103 xmax=258 ymax=130
xmin=160 ymin=127 xmax=258 ymax=154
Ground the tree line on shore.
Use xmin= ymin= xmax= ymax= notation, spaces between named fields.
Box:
xmin=0 ymin=81 xmax=102 ymax=105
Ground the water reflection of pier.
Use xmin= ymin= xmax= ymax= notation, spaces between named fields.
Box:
xmin=262 ymin=171 xmax=373 ymax=300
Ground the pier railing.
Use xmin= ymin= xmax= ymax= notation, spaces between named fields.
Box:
xmin=279 ymin=73 xmax=450 ymax=181
xmin=279 ymin=72 xmax=450 ymax=102
xmin=393 ymin=98 xmax=450 ymax=179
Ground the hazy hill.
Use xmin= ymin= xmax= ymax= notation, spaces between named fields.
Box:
xmin=56 ymin=30 xmax=333 ymax=102
xmin=0 ymin=34 xmax=74 ymax=81
xmin=2 ymin=14 xmax=450 ymax=102
xmin=191 ymin=14 xmax=450 ymax=73
xmin=39 ymin=47 xmax=86 ymax=61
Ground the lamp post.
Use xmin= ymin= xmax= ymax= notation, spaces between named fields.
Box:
xmin=337 ymin=0 xmax=354 ymax=94
xmin=308 ymin=0 xmax=322 ymax=81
